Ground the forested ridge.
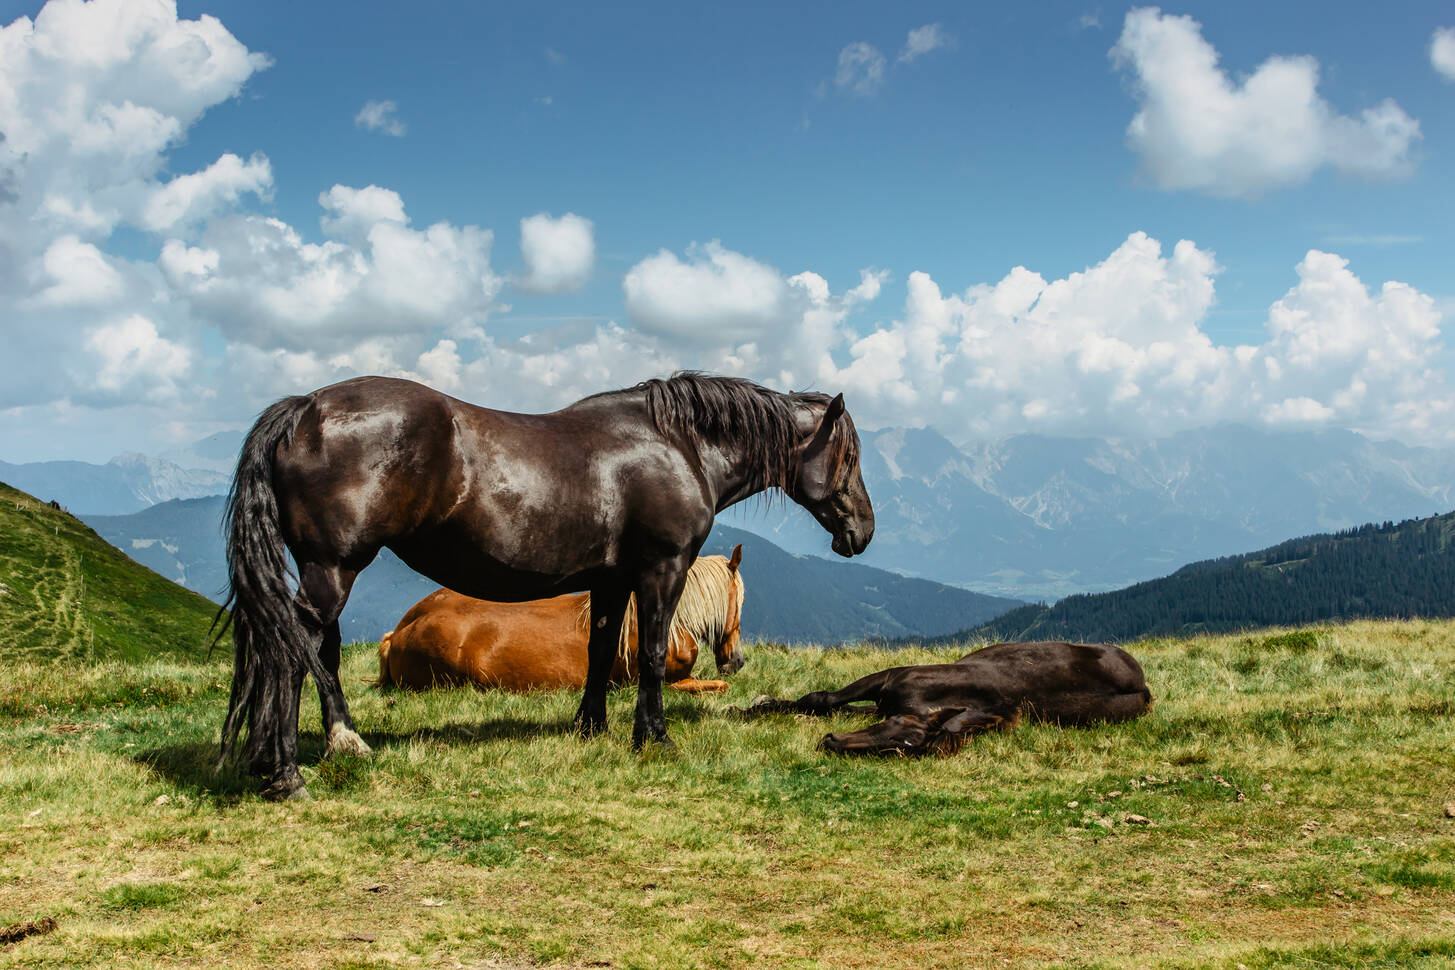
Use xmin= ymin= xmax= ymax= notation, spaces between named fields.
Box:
xmin=957 ymin=512 xmax=1455 ymax=643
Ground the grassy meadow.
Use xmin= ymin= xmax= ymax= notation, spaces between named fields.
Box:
xmin=2 ymin=621 xmax=1455 ymax=968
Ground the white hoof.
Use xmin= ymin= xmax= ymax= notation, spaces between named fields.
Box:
xmin=326 ymin=724 xmax=372 ymax=758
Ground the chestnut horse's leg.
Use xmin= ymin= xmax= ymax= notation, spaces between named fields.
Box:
xmin=298 ymin=562 xmax=370 ymax=759
xmin=575 ymin=583 xmax=629 ymax=738
xmin=632 ymin=557 xmax=690 ymax=750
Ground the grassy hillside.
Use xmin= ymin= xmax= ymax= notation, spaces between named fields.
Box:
xmin=2 ymin=620 xmax=1453 ymax=968
xmin=0 ymin=481 xmax=219 ymax=663
xmin=969 ymin=512 xmax=1455 ymax=643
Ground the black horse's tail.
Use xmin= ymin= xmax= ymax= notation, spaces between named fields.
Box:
xmin=214 ymin=394 xmax=331 ymax=769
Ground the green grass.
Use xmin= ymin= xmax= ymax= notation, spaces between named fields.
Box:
xmin=0 ymin=482 xmax=220 ymax=664
xmin=2 ymin=619 xmax=1454 ymax=968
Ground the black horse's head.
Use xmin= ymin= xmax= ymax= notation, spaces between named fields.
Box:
xmin=792 ymin=393 xmax=875 ymax=558
xmin=819 ymin=708 xmax=982 ymax=757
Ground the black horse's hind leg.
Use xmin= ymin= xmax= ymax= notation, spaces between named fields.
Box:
xmin=318 ymin=617 xmax=370 ymax=757
xmin=575 ymin=583 xmax=629 ymax=738
xmin=632 ymin=557 xmax=690 ymax=750
xmin=250 ymin=653 xmax=309 ymax=800
xmin=298 ymin=562 xmax=370 ymax=759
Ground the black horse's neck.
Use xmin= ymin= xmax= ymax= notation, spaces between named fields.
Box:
xmin=631 ymin=372 xmax=826 ymax=511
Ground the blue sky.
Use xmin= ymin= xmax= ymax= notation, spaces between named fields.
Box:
xmin=2 ymin=0 xmax=1453 ymax=462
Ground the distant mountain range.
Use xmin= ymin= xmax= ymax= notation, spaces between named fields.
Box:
xmin=0 ymin=453 xmax=229 ymax=516
xmin=725 ymin=425 xmax=1455 ymax=598
xmin=11 ymin=422 xmax=1455 ymax=599
xmin=78 ymin=496 xmax=1021 ymax=644
xmin=964 ymin=511 xmax=1455 ymax=643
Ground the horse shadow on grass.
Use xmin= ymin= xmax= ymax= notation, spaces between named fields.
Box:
xmin=132 ymin=701 xmax=723 ymax=798
xmin=365 ymin=698 xmax=720 ymax=749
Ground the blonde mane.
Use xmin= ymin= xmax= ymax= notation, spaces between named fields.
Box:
xmin=576 ymin=555 xmax=745 ymax=663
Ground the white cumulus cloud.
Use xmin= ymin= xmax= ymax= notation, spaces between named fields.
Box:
xmin=810 ymin=233 xmax=1447 ymax=444
xmin=82 ymin=315 xmax=192 ymax=404
xmin=143 ymin=151 xmax=272 ymax=232
xmin=899 ymin=24 xmax=951 ymax=63
xmin=160 ymin=192 xmax=502 ymax=353
xmin=1432 ymin=27 xmax=1455 ymax=81
xmin=26 ymin=235 xmax=126 ymax=308
xmin=0 ymin=0 xmax=270 ymax=411
xmin=355 ymin=99 xmax=406 ymax=136
xmin=834 ymin=41 xmax=886 ymax=96
xmin=1111 ymin=7 xmax=1420 ymax=196
xmin=318 ymin=183 xmax=408 ymax=242
xmin=517 ymin=212 xmax=595 ymax=294
xmin=623 ymin=241 xmax=814 ymax=345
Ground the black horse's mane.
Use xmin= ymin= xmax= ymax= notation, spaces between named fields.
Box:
xmin=629 ymin=372 xmax=858 ymax=491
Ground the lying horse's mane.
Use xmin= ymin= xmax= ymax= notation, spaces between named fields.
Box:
xmin=576 ymin=554 xmax=745 ymax=662
xmin=629 ymin=372 xmax=858 ymax=493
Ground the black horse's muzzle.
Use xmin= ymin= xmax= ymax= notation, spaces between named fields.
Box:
xmin=831 ymin=523 xmax=873 ymax=558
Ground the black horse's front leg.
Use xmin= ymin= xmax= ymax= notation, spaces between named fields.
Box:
xmin=632 ymin=561 xmax=689 ymax=750
xmin=575 ymin=583 xmax=629 ymax=738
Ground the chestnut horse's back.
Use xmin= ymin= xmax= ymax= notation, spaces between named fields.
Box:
xmin=382 ymin=590 xmax=597 ymax=692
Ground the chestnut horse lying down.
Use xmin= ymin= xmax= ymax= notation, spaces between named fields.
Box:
xmin=742 ymin=640 xmax=1151 ymax=756
xmin=379 ymin=547 xmax=746 ymax=694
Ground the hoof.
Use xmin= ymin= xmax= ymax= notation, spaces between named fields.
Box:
xmin=632 ymin=732 xmax=677 ymax=754
xmin=260 ymin=767 xmax=308 ymax=802
xmin=574 ymin=715 xmax=607 ymax=739
xmin=326 ymin=725 xmax=373 ymax=758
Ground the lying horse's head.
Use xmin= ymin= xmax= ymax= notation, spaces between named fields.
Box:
xmin=818 ymin=708 xmax=1009 ymax=757
xmin=713 ymin=543 xmax=747 ymax=675
xmin=791 ymin=393 xmax=874 ymax=558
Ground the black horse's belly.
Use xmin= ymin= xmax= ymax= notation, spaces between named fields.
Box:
xmin=388 ymin=528 xmax=607 ymax=603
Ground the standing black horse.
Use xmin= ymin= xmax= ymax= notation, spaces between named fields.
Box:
xmin=219 ymin=373 xmax=874 ymax=799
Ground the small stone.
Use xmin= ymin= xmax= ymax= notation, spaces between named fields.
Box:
xmin=152 ymin=795 xmax=171 ymax=807
xmin=1066 ymin=800 xmax=1079 ymax=808
xmin=1261 ymin=783 xmax=1273 ymax=793
xmin=1124 ymin=814 xmax=1152 ymax=825
xmin=1105 ymin=791 xmax=1122 ymax=800
xmin=1443 ymin=802 xmax=1455 ymax=819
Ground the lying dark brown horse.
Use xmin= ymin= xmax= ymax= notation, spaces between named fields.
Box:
xmin=744 ymin=641 xmax=1151 ymax=756
xmin=220 ymin=373 xmax=873 ymax=798
xmin=377 ymin=547 xmax=746 ymax=694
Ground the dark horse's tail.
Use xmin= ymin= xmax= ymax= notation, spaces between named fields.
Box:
xmin=214 ymin=395 xmax=332 ymax=770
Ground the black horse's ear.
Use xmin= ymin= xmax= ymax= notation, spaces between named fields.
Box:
xmin=808 ymin=393 xmax=845 ymax=449
xmin=823 ymin=393 xmax=845 ymax=426
xmin=729 ymin=543 xmax=742 ymax=572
